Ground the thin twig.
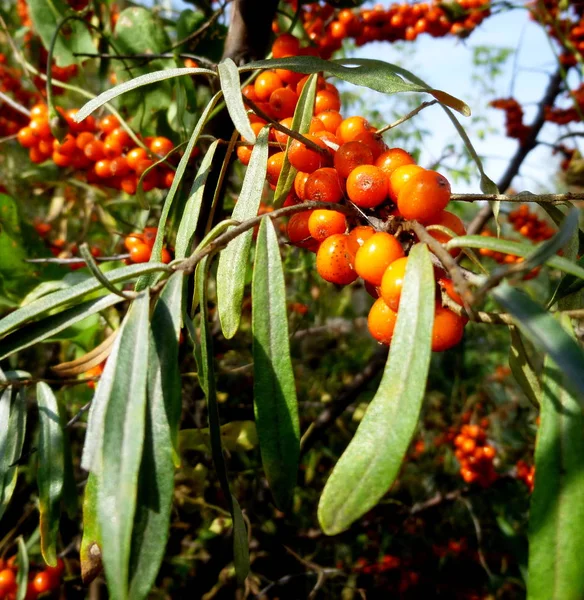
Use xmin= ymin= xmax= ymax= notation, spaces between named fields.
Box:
xmin=451 ymin=192 xmax=584 ymax=204
xmin=168 ymin=3 xmax=226 ymax=51
xmin=66 ymin=401 xmax=92 ymax=428
xmin=376 ymin=100 xmax=438 ymax=135
xmin=25 ymin=254 xmax=130 ymax=264
xmin=0 ymin=91 xmax=31 ymax=117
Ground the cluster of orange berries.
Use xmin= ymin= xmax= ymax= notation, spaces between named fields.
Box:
xmin=508 ymin=205 xmax=555 ymax=242
xmin=123 ymin=227 xmax=172 ymax=264
xmin=516 ymin=460 xmax=535 ymax=492
xmin=545 ymin=83 xmax=584 ymax=125
xmin=354 ymin=554 xmax=401 ymax=575
xmin=278 ymin=0 xmax=490 ymax=58
xmin=239 ymin=33 xmax=468 ymax=351
xmin=0 ymin=557 xmax=64 ymax=600
xmin=16 ymin=105 xmax=177 ymax=194
xmin=453 ymin=423 xmax=497 ymax=487
xmin=0 ymin=55 xmax=35 ymax=136
xmin=490 ymin=98 xmax=530 ymax=145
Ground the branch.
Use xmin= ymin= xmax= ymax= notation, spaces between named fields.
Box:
xmin=452 ymin=192 xmax=584 ymax=204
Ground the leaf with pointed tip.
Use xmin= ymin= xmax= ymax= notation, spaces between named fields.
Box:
xmin=252 ymin=218 xmax=300 ymax=511
xmin=318 ymin=243 xmax=435 ymax=535
xmin=80 ymin=474 xmax=102 ymax=585
xmin=175 ymin=140 xmax=220 ymax=259
xmin=218 ymin=58 xmax=255 ymax=142
xmin=527 ymin=315 xmax=584 ymax=600
xmin=216 ymin=127 xmax=270 ymax=339
xmin=15 ymin=536 xmax=29 ymax=600
xmin=127 ymin=274 xmax=183 ymax=600
xmin=36 ymin=382 xmax=65 ymax=567
xmin=508 ymin=327 xmax=541 ymax=408
xmin=492 ymin=283 xmax=584 ymax=401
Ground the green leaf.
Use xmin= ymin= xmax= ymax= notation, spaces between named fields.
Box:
xmin=508 ymin=327 xmax=541 ymax=408
xmin=527 ymin=315 xmax=584 ymax=600
xmin=36 ymin=382 xmax=65 ymax=567
xmin=218 ymin=58 xmax=255 ymax=142
xmin=194 ymin=256 xmax=249 ymax=583
xmin=231 ymin=495 xmax=250 ymax=584
xmin=15 ymin=536 xmax=29 ymax=600
xmin=252 ymin=218 xmax=300 ymax=510
xmin=92 ymin=292 xmax=150 ymax=600
xmin=0 ymin=380 xmax=27 ymax=522
xmin=216 ymin=127 xmax=270 ymax=339
xmin=0 ymin=262 xmax=168 ymax=339
xmin=127 ymin=274 xmax=183 ymax=600
xmin=27 ymin=0 xmax=95 ymax=66
xmin=136 ymin=91 xmax=222 ymax=291
xmin=318 ymin=243 xmax=435 ymax=535
xmin=492 ymin=283 xmax=584 ymax=400
xmin=175 ymin=140 xmax=220 ymax=259
xmin=0 ymin=294 xmax=123 ymax=360
xmin=446 ymin=236 xmax=584 ymax=280
xmin=80 ymin=473 xmax=102 ymax=584
xmin=273 ymin=73 xmax=318 ymax=207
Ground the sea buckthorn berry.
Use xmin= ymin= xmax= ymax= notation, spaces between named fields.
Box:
xmin=314 ymin=89 xmax=341 ymax=114
xmin=52 ymin=150 xmax=72 ymax=167
xmin=53 ymin=133 xmax=77 ymax=156
xmin=426 ymin=210 xmax=466 ymax=255
xmin=98 ymin=114 xmax=120 ymax=134
xmin=438 ymin=277 xmax=463 ymax=306
xmin=388 ymin=164 xmax=424 ymax=201
xmin=94 ymin=159 xmax=113 ymax=178
xmin=30 ymin=103 xmax=48 ymax=119
xmin=75 ymin=131 xmax=94 ymax=150
xmin=17 ymin=126 xmax=37 ymax=148
xmin=308 ymin=210 xmax=347 ymax=241
xmin=380 ymin=256 xmax=408 ymax=311
xmin=160 ymin=247 xmax=172 ymax=263
xmin=130 ymin=243 xmax=151 ymax=263
xmin=149 ymin=136 xmax=174 ymax=156
xmin=353 ymin=131 xmax=386 ymax=160
xmin=296 ymin=74 xmax=326 ymax=96
xmin=267 ymin=151 xmax=286 ymax=186
xmin=273 ymin=117 xmax=293 ymax=146
xmin=143 ymin=227 xmax=158 ymax=248
xmin=124 ymin=233 xmax=143 ymax=251
xmin=287 ymin=210 xmax=318 ymax=251
xmin=110 ymin=156 xmax=130 ymax=177
xmin=84 ymin=139 xmax=106 ymax=162
xmin=0 ymin=568 xmax=16 ymax=594
xmin=242 ymin=84 xmax=258 ymax=101
xmin=346 ymin=225 xmax=375 ymax=261
xmin=126 ymin=147 xmax=148 ymax=170
xmin=355 ymin=232 xmax=405 ymax=286
xmin=304 ymin=167 xmax=343 ymax=203
xmin=368 ymin=297 xmax=398 ymax=345
xmin=32 ymin=571 xmax=53 ymax=594
xmin=397 ymin=169 xmax=451 ymax=223
xmin=109 ymin=127 xmax=131 ymax=148
xmin=275 ymin=64 xmax=304 ymax=87
xmin=294 ymin=171 xmax=310 ymax=200
xmin=269 ymin=87 xmax=298 ymax=120
xmin=272 ymin=33 xmax=300 ymax=58
xmin=134 ymin=158 xmax=154 ymax=177
xmin=121 ymin=175 xmax=138 ymax=195
xmin=29 ymin=146 xmax=47 ymax=164
xmin=313 ymin=130 xmax=341 ymax=152
xmin=346 ymin=164 xmax=389 ymax=208
xmin=432 ymin=304 xmax=465 ymax=352
xmin=316 ymin=110 xmax=343 ymax=134
xmin=334 ymin=141 xmax=374 ymax=179
xmin=254 ymin=71 xmax=283 ymax=102
xmin=287 ymin=134 xmax=330 ymax=173
xmin=315 ymin=233 xmax=358 ymax=285
xmin=336 ymin=116 xmax=373 ymax=144
xmin=29 ymin=117 xmax=52 ymax=140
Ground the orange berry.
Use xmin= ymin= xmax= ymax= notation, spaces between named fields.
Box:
xmin=94 ymin=159 xmax=112 ymax=178
xmin=149 ymin=136 xmax=174 ymax=156
xmin=275 ymin=64 xmax=304 ymax=87
xmin=75 ymin=131 xmax=95 ymax=150
xmin=316 ymin=110 xmax=343 ymax=134
xmin=121 ymin=175 xmax=138 ymax=195
xmin=32 ymin=571 xmax=52 ymax=594
xmin=304 ymin=167 xmax=343 ymax=203
xmin=29 ymin=117 xmax=52 ymax=140
xmin=160 ymin=247 xmax=172 ymax=263
xmin=17 ymin=126 xmax=37 ymax=148
xmin=254 ymin=71 xmax=283 ymax=102
xmin=287 ymin=134 xmax=330 ymax=173
xmin=426 ymin=210 xmax=466 ymax=255
xmin=53 ymin=133 xmax=77 ymax=156
xmin=108 ymin=127 xmax=131 ymax=148
xmin=272 ymin=33 xmax=300 ymax=58
xmin=269 ymin=87 xmax=298 ymax=120
xmin=308 ymin=210 xmax=347 ymax=241
xmin=354 ymin=232 xmax=405 ymax=286
xmin=314 ymin=89 xmax=341 ymax=114
xmin=84 ymin=139 xmax=106 ymax=162
xmin=130 ymin=243 xmax=151 ymax=263
xmin=368 ymin=297 xmax=398 ymax=345
xmin=124 ymin=233 xmax=144 ymax=251
xmin=52 ymin=150 xmax=72 ymax=167
xmin=143 ymin=227 xmax=158 ymax=248
xmin=336 ymin=116 xmax=372 ymax=143
xmin=110 ymin=155 xmax=130 ymax=177
xmin=98 ymin=114 xmax=120 ymax=134
xmin=242 ymin=84 xmax=258 ymax=101
xmin=438 ymin=277 xmax=463 ymax=306
xmin=267 ymin=151 xmax=286 ymax=186
xmin=397 ymin=170 xmax=451 ymax=223
xmin=287 ymin=211 xmax=318 ymax=250
xmin=346 ymin=225 xmax=375 ymax=261
xmin=346 ymin=164 xmax=389 ymax=208
xmin=103 ymin=137 xmax=123 ymax=158
xmin=0 ymin=568 xmax=16 ymax=594
xmin=315 ymin=233 xmax=358 ymax=285
xmin=388 ymin=164 xmax=424 ymax=202
xmin=334 ymin=141 xmax=374 ymax=179
xmin=432 ymin=305 xmax=465 ymax=352
xmin=126 ymin=147 xmax=148 ymax=170
xmin=380 ymin=256 xmax=408 ymax=311
xmin=294 ymin=170 xmax=310 ymax=200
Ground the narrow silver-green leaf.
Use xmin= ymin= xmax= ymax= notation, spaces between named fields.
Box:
xmin=252 ymin=218 xmax=300 ymax=510
xmin=128 ymin=274 xmax=183 ymax=600
xmin=216 ymin=127 xmax=270 ymax=339
xmin=318 ymin=243 xmax=435 ymax=535
xmin=15 ymin=536 xmax=29 ymax=600
xmin=0 ymin=381 xmax=27 ymax=522
xmin=492 ymin=283 xmax=584 ymax=400
xmin=231 ymin=495 xmax=250 ymax=585
xmin=527 ymin=315 xmax=584 ymax=600
xmin=447 ymin=236 xmax=584 ymax=280
xmin=36 ymin=382 xmax=65 ymax=567
xmin=0 ymin=294 xmax=123 ymax=360
xmin=80 ymin=473 xmax=102 ymax=584
xmin=0 ymin=262 xmax=169 ymax=339
xmin=218 ymin=58 xmax=255 ymax=142
xmin=508 ymin=327 xmax=541 ymax=408
xmin=175 ymin=140 xmax=220 ymax=259
xmin=137 ymin=91 xmax=222 ymax=290
xmin=96 ymin=291 xmax=150 ymax=600
xmin=74 ymin=67 xmax=216 ymax=123
xmin=273 ymin=73 xmax=318 ymax=207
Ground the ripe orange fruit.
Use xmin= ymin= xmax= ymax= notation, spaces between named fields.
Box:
xmin=354 ymin=232 xmax=405 ymax=286
xmin=368 ymin=297 xmax=398 ymax=345
xmin=254 ymin=71 xmax=284 ymax=101
xmin=315 ymin=233 xmax=358 ymax=285
xmin=346 ymin=225 xmax=375 ymax=261
xmin=388 ymin=164 xmax=424 ymax=202
xmin=334 ymin=141 xmax=374 ymax=179
xmin=304 ymin=167 xmax=343 ymax=203
xmin=287 ymin=134 xmax=330 ymax=173
xmin=287 ymin=211 xmax=318 ymax=251
xmin=336 ymin=116 xmax=372 ymax=143
xmin=272 ymin=33 xmax=300 ymax=58
xmin=346 ymin=165 xmax=389 ymax=208
xmin=130 ymin=243 xmax=151 ymax=263
xmin=375 ymin=147 xmax=416 ymax=177
xmin=426 ymin=210 xmax=466 ymax=255
xmin=397 ymin=170 xmax=451 ymax=223
xmin=308 ymin=210 xmax=347 ymax=241
xmin=380 ymin=256 xmax=408 ymax=311
xmin=266 ymin=151 xmax=286 ymax=186
xmin=432 ymin=305 xmax=465 ymax=352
